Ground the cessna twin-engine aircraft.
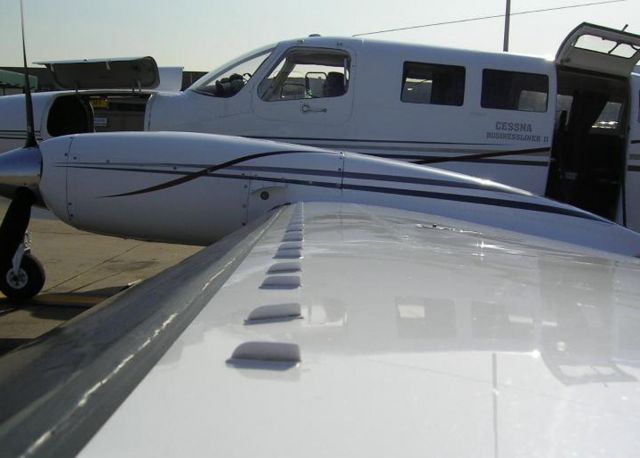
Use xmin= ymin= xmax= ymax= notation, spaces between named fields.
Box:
xmin=1 ymin=23 xmax=640 ymax=229
xmin=0 ymin=22 xmax=638 ymax=293
xmin=2 ymin=14 xmax=640 ymax=455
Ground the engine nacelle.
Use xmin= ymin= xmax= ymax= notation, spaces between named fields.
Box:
xmin=36 ymin=131 xmax=640 ymax=256
xmin=39 ymin=132 xmax=312 ymax=244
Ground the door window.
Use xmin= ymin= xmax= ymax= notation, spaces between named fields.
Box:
xmin=258 ymin=49 xmax=350 ymax=102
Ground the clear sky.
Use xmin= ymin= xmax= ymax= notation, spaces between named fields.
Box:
xmin=1 ymin=0 xmax=638 ymax=72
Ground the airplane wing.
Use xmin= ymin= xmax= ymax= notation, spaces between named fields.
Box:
xmin=1 ymin=202 xmax=640 ymax=457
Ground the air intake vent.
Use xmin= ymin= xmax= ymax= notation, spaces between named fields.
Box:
xmin=279 ymin=242 xmax=303 ymax=250
xmin=227 ymin=342 xmax=301 ymax=370
xmin=245 ymin=303 xmax=302 ymax=324
xmin=267 ymin=261 xmax=302 ymax=274
xmin=287 ymin=223 xmax=304 ymax=232
xmin=260 ymin=275 xmax=301 ymax=289
xmin=274 ymin=248 xmax=303 ymax=259
xmin=282 ymin=232 xmax=304 ymax=242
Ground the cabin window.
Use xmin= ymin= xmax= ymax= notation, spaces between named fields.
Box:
xmin=258 ymin=48 xmax=350 ymax=101
xmin=481 ymin=69 xmax=548 ymax=112
xmin=401 ymin=62 xmax=465 ymax=106
xmin=192 ymin=47 xmax=273 ymax=98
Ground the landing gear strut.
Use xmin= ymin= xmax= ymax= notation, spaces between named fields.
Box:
xmin=0 ymin=188 xmax=45 ymax=301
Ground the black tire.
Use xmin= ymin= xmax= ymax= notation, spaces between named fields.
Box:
xmin=0 ymin=253 xmax=45 ymax=301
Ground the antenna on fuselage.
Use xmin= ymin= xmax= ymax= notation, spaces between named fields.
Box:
xmin=19 ymin=0 xmax=37 ymax=148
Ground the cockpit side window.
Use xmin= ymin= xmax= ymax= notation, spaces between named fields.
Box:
xmin=258 ymin=48 xmax=350 ymax=102
xmin=193 ymin=48 xmax=273 ymax=98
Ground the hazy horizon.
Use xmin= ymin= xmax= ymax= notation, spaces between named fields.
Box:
xmin=1 ymin=0 xmax=638 ymax=72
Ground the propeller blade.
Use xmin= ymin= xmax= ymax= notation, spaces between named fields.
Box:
xmin=0 ymin=2 xmax=46 ymax=300
xmin=19 ymin=0 xmax=37 ymax=148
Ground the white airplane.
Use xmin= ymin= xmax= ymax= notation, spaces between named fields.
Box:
xmin=0 ymin=21 xmax=638 ymax=297
xmin=1 ymin=10 xmax=640 ymax=455
xmin=1 ymin=23 xmax=640 ymax=229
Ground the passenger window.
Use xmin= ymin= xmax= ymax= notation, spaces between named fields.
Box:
xmin=482 ymin=69 xmax=548 ymax=112
xmin=258 ymin=49 xmax=350 ymax=102
xmin=401 ymin=62 xmax=465 ymax=106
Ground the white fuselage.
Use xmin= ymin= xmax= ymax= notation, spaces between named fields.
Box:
xmin=145 ymin=36 xmax=640 ymax=230
xmin=148 ymin=41 xmax=557 ymax=196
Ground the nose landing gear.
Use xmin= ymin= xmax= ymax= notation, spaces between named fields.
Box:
xmin=0 ymin=234 xmax=45 ymax=301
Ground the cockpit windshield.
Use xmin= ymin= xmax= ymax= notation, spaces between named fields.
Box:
xmin=190 ymin=45 xmax=275 ymax=98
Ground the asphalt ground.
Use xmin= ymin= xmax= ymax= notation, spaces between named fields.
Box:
xmin=0 ymin=198 xmax=201 ymax=356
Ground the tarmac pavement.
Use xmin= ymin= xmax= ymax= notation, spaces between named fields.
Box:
xmin=0 ymin=198 xmax=201 ymax=356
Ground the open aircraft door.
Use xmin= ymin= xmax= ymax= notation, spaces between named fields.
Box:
xmin=556 ymin=23 xmax=640 ymax=76
xmin=547 ymin=24 xmax=640 ymax=226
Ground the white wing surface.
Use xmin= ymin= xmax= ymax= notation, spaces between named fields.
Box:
xmin=2 ymin=202 xmax=640 ymax=457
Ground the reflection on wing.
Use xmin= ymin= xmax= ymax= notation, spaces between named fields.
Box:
xmin=2 ymin=202 xmax=640 ymax=457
